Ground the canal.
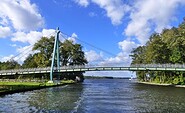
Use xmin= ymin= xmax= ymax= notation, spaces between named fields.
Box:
xmin=0 ymin=78 xmax=185 ymax=112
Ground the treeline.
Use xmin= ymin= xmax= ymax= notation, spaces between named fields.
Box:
xmin=0 ymin=36 xmax=88 ymax=81
xmin=130 ymin=18 xmax=185 ymax=85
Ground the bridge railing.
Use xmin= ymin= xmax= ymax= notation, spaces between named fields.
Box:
xmin=1 ymin=64 xmax=185 ymax=75
xmin=130 ymin=64 xmax=185 ymax=68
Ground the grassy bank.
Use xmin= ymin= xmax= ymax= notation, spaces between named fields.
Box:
xmin=138 ymin=81 xmax=185 ymax=88
xmin=0 ymin=80 xmax=75 ymax=95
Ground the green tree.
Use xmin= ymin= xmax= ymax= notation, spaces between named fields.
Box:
xmin=0 ymin=60 xmax=20 ymax=70
xmin=22 ymin=54 xmax=37 ymax=68
xmin=32 ymin=36 xmax=88 ymax=82
xmin=61 ymin=40 xmax=87 ymax=66
xmin=32 ymin=36 xmax=55 ymax=67
xmin=130 ymin=18 xmax=185 ymax=84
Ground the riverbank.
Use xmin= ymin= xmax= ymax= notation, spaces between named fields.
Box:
xmin=0 ymin=80 xmax=75 ymax=96
xmin=138 ymin=81 xmax=185 ymax=88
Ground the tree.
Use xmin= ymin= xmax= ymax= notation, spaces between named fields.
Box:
xmin=32 ymin=36 xmax=55 ymax=67
xmin=32 ymin=36 xmax=88 ymax=82
xmin=130 ymin=18 xmax=185 ymax=84
xmin=22 ymin=54 xmax=37 ymax=68
xmin=0 ymin=60 xmax=20 ymax=70
xmin=60 ymin=40 xmax=88 ymax=66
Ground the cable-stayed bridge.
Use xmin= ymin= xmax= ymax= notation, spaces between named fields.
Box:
xmin=1 ymin=64 xmax=185 ymax=76
xmin=1 ymin=27 xmax=185 ymax=82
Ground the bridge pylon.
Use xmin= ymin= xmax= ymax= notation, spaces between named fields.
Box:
xmin=49 ymin=27 xmax=60 ymax=83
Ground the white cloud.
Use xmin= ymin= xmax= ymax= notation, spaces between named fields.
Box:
xmin=12 ymin=31 xmax=41 ymax=44
xmin=0 ymin=0 xmax=44 ymax=31
xmin=0 ymin=54 xmax=14 ymax=62
xmin=0 ymin=45 xmax=34 ymax=63
xmin=15 ymin=45 xmax=34 ymax=63
xmin=118 ymin=40 xmax=139 ymax=53
xmin=60 ymin=33 xmax=78 ymax=43
xmin=0 ymin=26 xmax=12 ymax=38
xmin=99 ymin=52 xmax=131 ymax=67
xmin=85 ymin=50 xmax=103 ymax=62
xmin=75 ymin=0 xmax=130 ymax=25
xmin=69 ymin=33 xmax=78 ymax=43
xmin=11 ymin=29 xmax=55 ymax=45
xmin=91 ymin=0 xmax=130 ymax=25
xmin=42 ymin=29 xmax=55 ymax=37
xmin=75 ymin=0 xmax=89 ymax=7
xmin=124 ymin=0 xmax=185 ymax=44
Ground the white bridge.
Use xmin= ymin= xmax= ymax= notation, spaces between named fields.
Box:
xmin=1 ymin=64 xmax=185 ymax=76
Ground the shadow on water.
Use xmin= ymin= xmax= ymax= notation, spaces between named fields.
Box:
xmin=0 ymin=84 xmax=84 ymax=113
xmin=132 ymin=83 xmax=185 ymax=113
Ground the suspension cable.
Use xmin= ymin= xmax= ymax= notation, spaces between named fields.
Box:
xmin=60 ymin=32 xmax=117 ymax=57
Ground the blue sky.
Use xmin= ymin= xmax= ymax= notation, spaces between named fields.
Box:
xmin=0 ymin=0 xmax=185 ymax=77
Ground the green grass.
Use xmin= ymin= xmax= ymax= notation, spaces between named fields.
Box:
xmin=61 ymin=80 xmax=75 ymax=84
xmin=0 ymin=80 xmax=76 ymax=95
xmin=0 ymin=82 xmax=41 ymax=86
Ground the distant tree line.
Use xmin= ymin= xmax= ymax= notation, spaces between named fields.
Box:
xmin=0 ymin=36 xmax=88 ymax=81
xmin=130 ymin=18 xmax=185 ymax=85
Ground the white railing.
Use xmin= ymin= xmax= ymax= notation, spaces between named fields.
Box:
xmin=0 ymin=64 xmax=185 ymax=75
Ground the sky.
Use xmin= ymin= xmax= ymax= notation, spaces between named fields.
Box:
xmin=0 ymin=0 xmax=185 ymax=77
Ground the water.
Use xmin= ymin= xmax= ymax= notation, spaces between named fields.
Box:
xmin=0 ymin=79 xmax=185 ymax=113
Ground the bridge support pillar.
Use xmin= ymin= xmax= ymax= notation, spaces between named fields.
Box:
xmin=49 ymin=27 xmax=60 ymax=82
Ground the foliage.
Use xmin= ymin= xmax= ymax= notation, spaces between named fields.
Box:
xmin=0 ymin=60 xmax=20 ymax=70
xmin=130 ymin=18 xmax=185 ymax=85
xmin=22 ymin=54 xmax=37 ymax=68
xmin=0 ymin=36 xmax=88 ymax=82
xmin=31 ymin=36 xmax=88 ymax=67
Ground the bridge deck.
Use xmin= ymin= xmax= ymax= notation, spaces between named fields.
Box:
xmin=0 ymin=64 xmax=185 ymax=76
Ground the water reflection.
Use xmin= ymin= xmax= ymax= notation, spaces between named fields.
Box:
xmin=132 ymin=83 xmax=185 ymax=112
xmin=1 ymin=79 xmax=185 ymax=112
xmin=0 ymin=84 xmax=84 ymax=112
xmin=28 ymin=84 xmax=84 ymax=112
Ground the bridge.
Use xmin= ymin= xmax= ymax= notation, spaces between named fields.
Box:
xmin=1 ymin=64 xmax=185 ymax=76
xmin=1 ymin=27 xmax=185 ymax=82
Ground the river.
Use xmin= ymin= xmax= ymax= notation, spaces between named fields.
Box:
xmin=0 ymin=78 xmax=185 ymax=113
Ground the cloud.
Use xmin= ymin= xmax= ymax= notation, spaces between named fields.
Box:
xmin=0 ymin=0 xmax=44 ymax=31
xmin=91 ymin=0 xmax=130 ymax=25
xmin=15 ymin=45 xmax=34 ymax=63
xmin=11 ymin=29 xmax=55 ymax=45
xmin=85 ymin=50 xmax=103 ymax=62
xmin=96 ymin=40 xmax=137 ymax=67
xmin=75 ymin=0 xmax=90 ymax=7
xmin=118 ymin=40 xmax=139 ymax=53
xmin=12 ymin=31 xmax=41 ymax=45
xmin=99 ymin=52 xmax=131 ymax=67
xmin=42 ymin=29 xmax=55 ymax=37
xmin=68 ymin=33 xmax=78 ymax=43
xmin=0 ymin=26 xmax=12 ymax=38
xmin=0 ymin=45 xmax=34 ymax=63
xmin=0 ymin=54 xmax=14 ymax=62
xmin=124 ymin=0 xmax=185 ymax=44
xmin=74 ymin=0 xmax=130 ymax=25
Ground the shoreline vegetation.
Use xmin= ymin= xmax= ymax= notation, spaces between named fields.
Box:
xmin=0 ymin=77 xmax=131 ymax=95
xmin=130 ymin=18 xmax=185 ymax=85
xmin=0 ymin=79 xmax=76 ymax=96
xmin=138 ymin=81 xmax=185 ymax=88
xmin=0 ymin=36 xmax=88 ymax=95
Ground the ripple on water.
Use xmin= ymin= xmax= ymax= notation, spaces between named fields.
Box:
xmin=1 ymin=79 xmax=185 ymax=112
